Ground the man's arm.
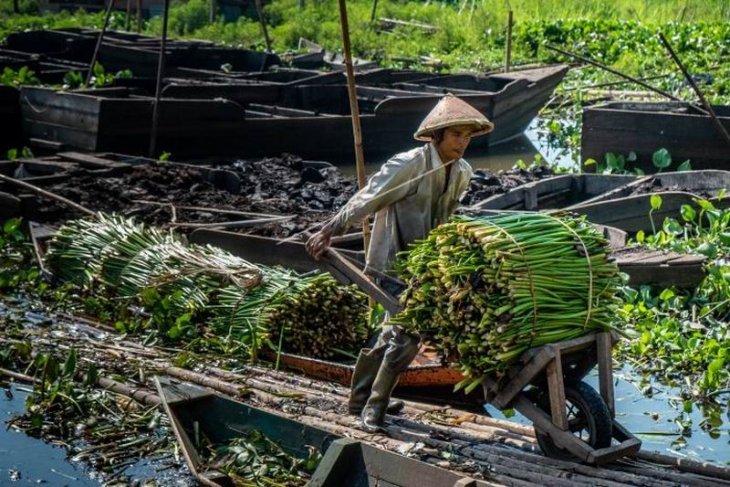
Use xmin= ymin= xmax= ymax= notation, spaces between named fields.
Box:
xmin=306 ymin=153 xmax=420 ymax=260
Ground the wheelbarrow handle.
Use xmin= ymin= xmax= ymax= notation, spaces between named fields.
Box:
xmin=320 ymin=248 xmax=404 ymax=316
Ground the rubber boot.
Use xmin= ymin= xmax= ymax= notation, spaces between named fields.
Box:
xmin=360 ymin=365 xmax=401 ymax=433
xmin=348 ymin=350 xmax=404 ymax=415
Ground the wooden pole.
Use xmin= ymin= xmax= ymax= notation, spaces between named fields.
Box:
xmin=125 ymin=0 xmax=132 ymax=31
xmin=337 ymin=0 xmax=371 ymax=257
xmin=254 ymin=0 xmax=273 ymax=53
xmin=658 ymin=32 xmax=730 ymax=150
xmin=136 ymin=0 xmax=142 ymax=33
xmin=369 ymin=0 xmax=379 ymax=23
xmin=545 ymin=44 xmax=709 ymax=114
xmin=149 ymin=0 xmax=171 ymax=159
xmin=504 ymin=10 xmax=513 ymax=72
xmin=0 ymin=173 xmax=95 ymax=216
xmin=86 ymin=0 xmax=116 ymax=87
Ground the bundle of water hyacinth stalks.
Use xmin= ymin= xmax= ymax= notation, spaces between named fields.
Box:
xmin=392 ymin=213 xmax=623 ymax=393
xmin=45 ymin=214 xmax=369 ymax=358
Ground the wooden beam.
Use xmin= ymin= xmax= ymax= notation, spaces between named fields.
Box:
xmin=545 ymin=350 xmax=568 ymax=431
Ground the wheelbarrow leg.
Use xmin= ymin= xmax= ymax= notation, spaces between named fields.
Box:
xmin=596 ymin=331 xmax=615 ymax=417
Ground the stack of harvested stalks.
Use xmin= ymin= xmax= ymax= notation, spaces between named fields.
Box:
xmin=393 ymin=213 xmax=623 ymax=392
xmin=45 ymin=214 xmax=370 ymax=358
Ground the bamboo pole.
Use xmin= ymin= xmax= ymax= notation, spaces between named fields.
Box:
xmin=254 ymin=0 xmax=273 ymax=54
xmin=136 ymin=0 xmax=142 ymax=32
xmin=658 ymin=32 xmax=730 ymax=150
xmin=369 ymin=0 xmax=379 ymax=23
xmin=86 ymin=0 xmax=116 ymax=87
xmin=125 ymin=0 xmax=132 ymax=31
xmin=504 ymin=10 xmax=513 ymax=72
xmin=149 ymin=0 xmax=171 ymax=159
xmin=337 ymin=0 xmax=372 ymax=261
xmin=545 ymin=44 xmax=709 ymax=114
xmin=0 ymin=173 xmax=95 ymax=216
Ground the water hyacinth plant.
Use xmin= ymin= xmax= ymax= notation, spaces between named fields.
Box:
xmin=44 ymin=214 xmax=370 ymax=358
xmin=392 ymin=213 xmax=624 ymax=392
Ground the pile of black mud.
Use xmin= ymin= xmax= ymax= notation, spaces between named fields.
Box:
xmin=460 ymin=166 xmax=555 ymax=206
xmin=28 ymin=156 xmax=553 ymax=237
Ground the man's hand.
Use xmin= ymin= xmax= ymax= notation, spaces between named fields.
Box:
xmin=306 ymin=223 xmax=334 ymax=260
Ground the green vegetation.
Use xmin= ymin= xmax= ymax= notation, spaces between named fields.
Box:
xmin=44 ymin=214 xmax=370 ymax=358
xmin=618 ymin=196 xmax=730 ymax=411
xmin=393 ymin=213 xmax=622 ymax=392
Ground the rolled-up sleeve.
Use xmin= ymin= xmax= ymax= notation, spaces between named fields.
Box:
xmin=331 ymin=155 xmax=419 ymax=235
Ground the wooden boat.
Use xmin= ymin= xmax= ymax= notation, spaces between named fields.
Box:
xmin=581 ymin=101 xmax=730 ymax=171
xmin=470 ymin=173 xmax=638 ymax=211
xmin=3 ymin=28 xmax=280 ymax=78
xmin=568 ymin=170 xmax=730 ymax=234
xmin=0 ymin=86 xmax=22 ymax=153
xmin=155 ymin=376 xmax=340 ymax=486
xmin=156 ymin=377 xmax=492 ymax=486
xmin=189 ymin=221 xmax=705 ymax=290
xmin=19 ymin=65 xmax=567 ymax=161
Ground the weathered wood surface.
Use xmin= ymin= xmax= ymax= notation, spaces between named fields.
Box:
xmin=471 ymin=174 xmax=638 ymax=211
xmin=17 ymin=65 xmax=567 ymax=161
xmin=581 ymin=101 xmax=730 ymax=171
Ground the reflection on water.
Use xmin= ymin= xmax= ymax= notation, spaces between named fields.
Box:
xmin=483 ymin=365 xmax=730 ymax=465
xmin=338 ymin=117 xmax=575 ymax=177
xmin=1 ymin=385 xmax=99 ymax=486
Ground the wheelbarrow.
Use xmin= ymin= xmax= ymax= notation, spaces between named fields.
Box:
xmin=321 ymin=248 xmax=642 ymax=465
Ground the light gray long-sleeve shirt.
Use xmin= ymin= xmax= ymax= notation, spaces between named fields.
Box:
xmin=331 ymin=143 xmax=473 ymax=274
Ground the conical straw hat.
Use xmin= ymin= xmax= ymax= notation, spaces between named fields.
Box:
xmin=413 ymin=94 xmax=495 ymax=141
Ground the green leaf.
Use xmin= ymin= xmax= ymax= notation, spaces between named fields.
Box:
xmin=696 ymin=242 xmax=718 ymax=258
xmin=659 ymin=288 xmax=675 ymax=301
xmin=662 ymin=218 xmax=683 ymax=236
xmin=63 ymin=349 xmax=77 ymax=376
xmin=3 ymin=218 xmax=21 ymax=235
xmin=636 ymin=230 xmax=645 ymax=243
xmin=652 ymin=148 xmax=672 ymax=169
xmin=677 ymin=160 xmax=692 ymax=171
xmin=680 ymin=204 xmax=696 ymax=222
xmin=695 ymin=198 xmax=715 ymax=211
xmin=583 ymin=158 xmax=597 ymax=166
xmin=627 ymin=151 xmax=637 ymax=162
xmin=650 ymin=194 xmax=663 ymax=210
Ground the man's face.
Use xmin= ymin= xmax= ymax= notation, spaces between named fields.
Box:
xmin=435 ymin=125 xmax=473 ymax=162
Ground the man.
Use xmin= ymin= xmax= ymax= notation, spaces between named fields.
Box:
xmin=306 ymin=94 xmax=494 ymax=432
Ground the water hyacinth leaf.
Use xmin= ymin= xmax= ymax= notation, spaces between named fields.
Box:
xmin=659 ymin=289 xmax=675 ymax=302
xmin=650 ymin=194 xmax=663 ymax=211
xmin=719 ymin=232 xmax=730 ymax=246
xmin=695 ymin=198 xmax=715 ymax=211
xmin=695 ymin=242 xmax=718 ymax=258
xmin=627 ymin=151 xmax=637 ymax=162
xmin=677 ymin=160 xmax=692 ymax=172
xmin=680 ymin=204 xmax=697 ymax=222
xmin=662 ymin=218 xmax=683 ymax=236
xmin=652 ymin=148 xmax=672 ymax=169
xmin=3 ymin=218 xmax=21 ymax=235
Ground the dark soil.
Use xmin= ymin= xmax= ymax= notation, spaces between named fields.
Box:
xmin=460 ymin=166 xmax=554 ymax=206
xmin=20 ymin=156 xmax=554 ymax=236
xmin=630 ymin=178 xmax=715 ymax=198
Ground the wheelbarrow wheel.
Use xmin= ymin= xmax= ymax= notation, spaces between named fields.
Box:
xmin=535 ymin=381 xmax=612 ymax=461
